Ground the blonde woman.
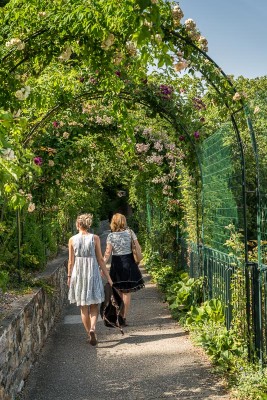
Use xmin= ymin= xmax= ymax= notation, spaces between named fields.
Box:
xmin=68 ymin=214 xmax=113 ymax=345
xmin=104 ymin=213 xmax=145 ymax=326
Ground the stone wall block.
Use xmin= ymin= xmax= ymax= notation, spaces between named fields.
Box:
xmin=0 ymin=250 xmax=68 ymax=400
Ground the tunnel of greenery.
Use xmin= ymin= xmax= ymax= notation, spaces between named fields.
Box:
xmin=1 ymin=1 xmax=267 ymax=396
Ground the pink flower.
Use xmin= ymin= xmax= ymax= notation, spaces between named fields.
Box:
xmin=194 ymin=131 xmax=200 ymax=139
xmin=53 ymin=121 xmax=59 ymax=128
xmin=136 ymin=143 xmax=150 ymax=153
xmin=115 ymin=71 xmax=121 ymax=77
xmin=154 ymin=141 xmax=163 ymax=151
xmin=33 ymin=156 xmax=43 ymax=166
xmin=179 ymin=135 xmax=185 ymax=141
xmin=146 ymin=154 xmax=163 ymax=165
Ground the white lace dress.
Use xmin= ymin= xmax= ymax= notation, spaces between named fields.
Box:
xmin=68 ymin=233 xmax=104 ymax=306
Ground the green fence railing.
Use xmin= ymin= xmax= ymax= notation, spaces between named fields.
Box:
xmin=179 ymin=238 xmax=267 ymax=363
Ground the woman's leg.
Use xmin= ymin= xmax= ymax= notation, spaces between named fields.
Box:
xmin=122 ymin=292 xmax=131 ymax=319
xmin=88 ymin=304 xmax=99 ymax=345
xmin=89 ymin=304 xmax=99 ymax=332
xmin=80 ymin=305 xmax=91 ymax=334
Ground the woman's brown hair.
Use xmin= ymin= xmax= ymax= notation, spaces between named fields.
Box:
xmin=110 ymin=213 xmax=127 ymax=232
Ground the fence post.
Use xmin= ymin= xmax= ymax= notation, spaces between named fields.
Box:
xmin=251 ymin=262 xmax=263 ymax=361
xmin=146 ymin=190 xmax=151 ymax=233
xmin=16 ymin=209 xmax=22 ymax=283
xmin=207 ymin=249 xmax=213 ymax=299
xmin=225 ymin=266 xmax=233 ymax=330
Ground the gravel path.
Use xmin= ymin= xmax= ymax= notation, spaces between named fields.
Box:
xmin=18 ymin=227 xmax=230 ymax=400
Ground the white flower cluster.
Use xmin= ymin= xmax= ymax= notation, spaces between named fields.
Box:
xmin=101 ymin=33 xmax=115 ymax=50
xmin=184 ymin=18 xmax=200 ymax=41
xmin=82 ymin=104 xmax=93 ymax=113
xmin=174 ymin=60 xmax=188 ymax=72
xmin=152 ymin=174 xmax=170 ymax=184
xmin=28 ymin=202 xmax=35 ymax=212
xmin=174 ymin=50 xmax=189 ymax=72
xmin=146 ymin=154 xmax=164 ymax=165
xmin=59 ymin=46 xmax=72 ymax=62
xmin=1 ymin=148 xmax=16 ymax=160
xmin=5 ymin=38 xmax=25 ymax=50
xmin=95 ymin=115 xmax=113 ymax=124
xmin=155 ymin=34 xmax=162 ymax=43
xmin=184 ymin=18 xmax=196 ymax=30
xmin=15 ymin=86 xmax=31 ymax=101
xmin=163 ymin=185 xmax=172 ymax=195
xmin=153 ymin=141 xmax=163 ymax=151
xmin=136 ymin=143 xmax=150 ymax=153
xmin=184 ymin=19 xmax=197 ymax=38
xmin=143 ymin=19 xmax=153 ymax=28
xmin=68 ymin=121 xmax=83 ymax=126
xmin=233 ymin=92 xmax=241 ymax=101
xmin=198 ymin=35 xmax=208 ymax=52
xmin=62 ymin=131 xmax=70 ymax=139
xmin=142 ymin=127 xmax=153 ymax=136
xmin=114 ymin=52 xmax=123 ymax=65
xmin=126 ymin=41 xmax=137 ymax=56
xmin=184 ymin=18 xmax=209 ymax=51
xmin=19 ymin=190 xmax=32 ymax=201
xmin=172 ymin=5 xmax=184 ymax=27
xmin=164 ymin=143 xmax=176 ymax=151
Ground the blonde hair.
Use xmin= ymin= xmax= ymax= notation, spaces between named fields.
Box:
xmin=110 ymin=213 xmax=127 ymax=232
xmin=76 ymin=214 xmax=93 ymax=230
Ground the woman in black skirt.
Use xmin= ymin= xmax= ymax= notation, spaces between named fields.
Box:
xmin=103 ymin=213 xmax=145 ymax=325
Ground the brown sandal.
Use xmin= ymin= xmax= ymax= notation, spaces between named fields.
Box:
xmin=89 ymin=330 xmax=97 ymax=346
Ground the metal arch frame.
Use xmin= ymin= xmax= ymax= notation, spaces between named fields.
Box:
xmin=166 ymin=28 xmax=251 ymax=260
xmin=24 ymin=83 xmax=204 ymax=266
xmin=2 ymin=20 xmax=252 ymax=265
xmin=2 ymin=4 xmax=263 ymax=359
xmin=166 ymin=28 xmax=263 ymax=358
xmin=10 ymin=20 xmax=257 ymax=269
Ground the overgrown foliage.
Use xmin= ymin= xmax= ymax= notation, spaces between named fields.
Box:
xmin=146 ymin=252 xmax=267 ymax=399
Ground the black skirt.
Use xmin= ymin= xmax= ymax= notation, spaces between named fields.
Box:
xmin=110 ymin=253 xmax=145 ymax=293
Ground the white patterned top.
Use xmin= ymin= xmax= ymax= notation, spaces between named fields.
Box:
xmin=107 ymin=229 xmax=137 ymax=255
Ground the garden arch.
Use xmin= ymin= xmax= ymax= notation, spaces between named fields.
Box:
xmin=0 ymin=0 xmax=265 ymax=359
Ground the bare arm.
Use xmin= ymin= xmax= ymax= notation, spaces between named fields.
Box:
xmin=94 ymin=235 xmax=113 ymax=286
xmin=67 ymin=238 xmax=74 ymax=287
xmin=103 ymin=243 xmax=112 ymax=263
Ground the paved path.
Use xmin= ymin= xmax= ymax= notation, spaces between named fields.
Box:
xmin=19 ymin=228 xmax=230 ymax=400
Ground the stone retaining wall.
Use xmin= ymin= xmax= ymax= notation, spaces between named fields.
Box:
xmin=0 ymin=251 xmax=68 ymax=400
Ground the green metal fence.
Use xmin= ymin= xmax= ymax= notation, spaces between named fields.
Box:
xmin=201 ymin=123 xmax=245 ymax=252
xmin=177 ymin=122 xmax=256 ymax=358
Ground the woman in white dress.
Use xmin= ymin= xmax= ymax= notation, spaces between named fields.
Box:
xmin=68 ymin=214 xmax=113 ymax=345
